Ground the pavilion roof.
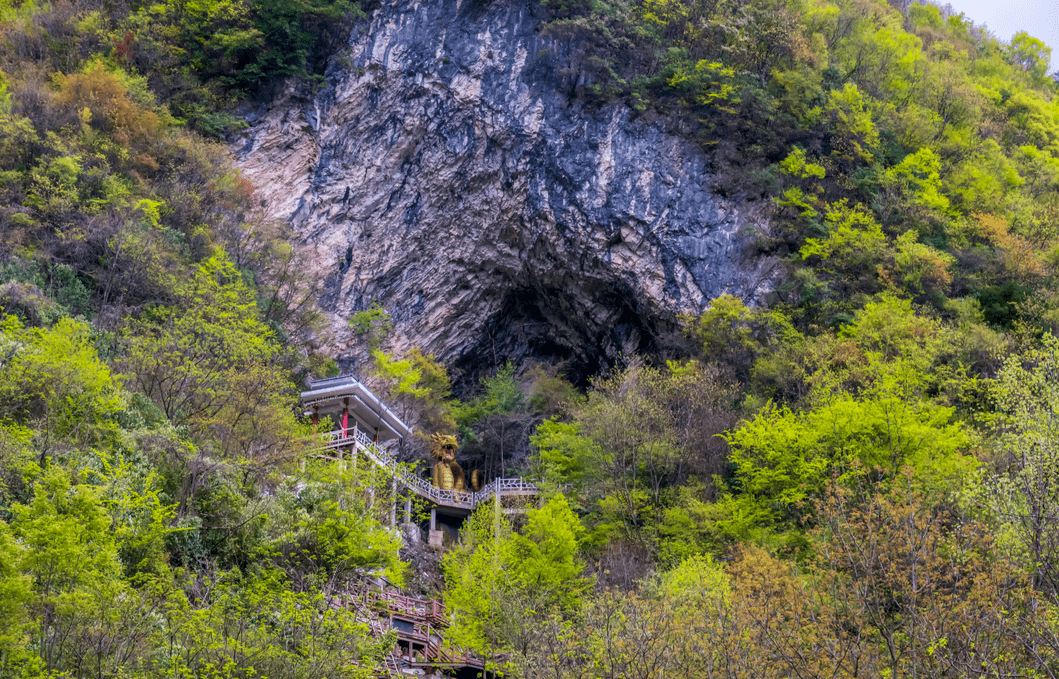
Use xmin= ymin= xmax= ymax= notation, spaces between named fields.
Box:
xmin=300 ymin=375 xmax=412 ymax=442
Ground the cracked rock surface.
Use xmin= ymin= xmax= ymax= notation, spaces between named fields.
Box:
xmin=234 ymin=0 xmax=778 ymax=387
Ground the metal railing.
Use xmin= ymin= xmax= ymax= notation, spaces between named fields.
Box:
xmin=335 ymin=583 xmax=485 ymax=673
xmin=308 ymin=429 xmax=539 ymax=509
xmin=307 ymin=373 xmax=360 ymax=388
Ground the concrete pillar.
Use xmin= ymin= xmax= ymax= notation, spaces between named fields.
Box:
xmin=428 ymin=505 xmax=443 ymax=549
xmin=390 ymin=481 xmax=396 ymax=527
xmin=405 ymin=497 xmax=412 ymax=524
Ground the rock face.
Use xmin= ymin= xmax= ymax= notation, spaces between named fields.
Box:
xmin=234 ymin=0 xmax=778 ymax=388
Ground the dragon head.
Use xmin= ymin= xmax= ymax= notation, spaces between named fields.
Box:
xmin=430 ymin=433 xmax=458 ymax=462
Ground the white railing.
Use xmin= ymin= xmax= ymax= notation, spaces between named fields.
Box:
xmin=308 ymin=430 xmax=538 ymax=509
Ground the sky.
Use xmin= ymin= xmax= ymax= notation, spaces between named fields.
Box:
xmin=941 ymin=0 xmax=1059 ymax=68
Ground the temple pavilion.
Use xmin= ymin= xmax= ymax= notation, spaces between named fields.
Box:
xmin=300 ymin=374 xmax=413 ymax=442
xmin=300 ymin=373 xmax=538 ymax=549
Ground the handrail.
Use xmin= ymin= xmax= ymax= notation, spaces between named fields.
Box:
xmin=308 ymin=429 xmax=539 ymax=509
xmin=340 ymin=586 xmax=485 ymax=672
xmin=307 ymin=373 xmax=360 ymax=388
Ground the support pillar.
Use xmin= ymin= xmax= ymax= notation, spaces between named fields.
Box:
xmin=495 ymin=488 xmax=501 ymax=529
xmin=428 ymin=506 xmax=443 ymax=549
xmin=404 ymin=497 xmax=412 ymax=524
xmin=390 ymin=480 xmax=396 ymax=527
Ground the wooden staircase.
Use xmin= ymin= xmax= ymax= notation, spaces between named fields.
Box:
xmin=335 ymin=585 xmax=487 ymax=676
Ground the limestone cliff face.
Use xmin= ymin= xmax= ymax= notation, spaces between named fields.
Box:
xmin=234 ymin=0 xmax=778 ymax=386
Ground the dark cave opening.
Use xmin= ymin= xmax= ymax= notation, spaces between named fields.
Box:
xmin=450 ymin=283 xmax=669 ymax=397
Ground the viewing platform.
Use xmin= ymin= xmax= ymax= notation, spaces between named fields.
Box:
xmin=301 ymin=375 xmax=539 ymax=533
xmin=309 ymin=426 xmax=539 ymax=512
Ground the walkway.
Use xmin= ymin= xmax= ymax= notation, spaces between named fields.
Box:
xmin=336 ymin=585 xmax=487 ymax=676
xmin=310 ymin=428 xmax=539 ymax=511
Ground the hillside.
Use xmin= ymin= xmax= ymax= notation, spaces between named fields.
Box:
xmin=2 ymin=0 xmax=1059 ymax=676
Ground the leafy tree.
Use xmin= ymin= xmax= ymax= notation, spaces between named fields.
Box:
xmin=816 ymin=478 xmax=1032 ymax=678
xmin=369 ymin=346 xmax=457 ymax=445
xmin=0 ymin=519 xmax=33 ymax=678
xmin=148 ymin=570 xmax=388 ymax=679
xmin=800 ymin=200 xmax=888 ymax=277
xmin=687 ymin=294 xmax=796 ymax=380
xmin=511 ymin=494 xmax=589 ymax=609
xmin=1006 ymin=31 xmax=1052 ymax=82
xmin=268 ymin=462 xmax=407 ymax=591
xmin=11 ymin=468 xmax=149 ymax=676
xmin=531 ymin=419 xmax=600 ymax=490
xmin=717 ymin=388 xmax=973 ymax=545
xmin=980 ymin=333 xmax=1059 ymax=595
xmin=879 ymin=147 xmax=951 ymax=229
xmin=0 ymin=315 xmax=124 ymax=457
xmin=537 ymin=361 xmax=736 ymax=566
xmin=349 ymin=302 xmax=392 ymax=351
xmin=444 ymin=495 xmax=588 ymax=662
xmin=457 ymin=363 xmax=535 ymax=478
xmin=124 ymin=249 xmax=299 ymax=458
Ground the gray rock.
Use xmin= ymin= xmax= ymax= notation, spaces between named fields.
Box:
xmin=234 ymin=0 xmax=779 ymax=388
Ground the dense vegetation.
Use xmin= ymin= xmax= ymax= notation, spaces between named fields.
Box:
xmin=440 ymin=0 xmax=1059 ymax=675
xmin=0 ymin=0 xmax=408 ymax=676
xmin=2 ymin=0 xmax=1059 ymax=676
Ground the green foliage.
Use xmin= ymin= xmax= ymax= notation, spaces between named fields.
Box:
xmin=718 ymin=391 xmax=972 ymax=541
xmin=370 ymin=346 xmax=456 ymax=434
xmin=456 ymin=363 xmax=535 ymax=477
xmin=79 ymin=448 xmax=178 ymax=576
xmin=532 ymin=361 xmax=737 ymax=568
xmin=688 ymin=294 xmax=798 ymax=380
xmin=976 ymin=334 xmax=1059 ymax=592
xmin=800 ymin=200 xmax=887 ymax=271
xmin=531 ymin=419 xmax=599 ymax=489
xmin=116 ymin=0 xmax=363 ymax=129
xmin=5 ymin=0 xmax=1059 ymax=673
xmin=0 ymin=69 xmax=9 ymax=116
xmin=457 ymin=363 xmax=527 ymax=428
xmin=511 ymin=494 xmax=589 ymax=608
xmin=0 ymin=519 xmax=33 ymax=676
xmin=443 ymin=495 xmax=589 ymax=658
xmin=125 ymin=250 xmax=298 ymax=454
xmin=824 ymin=83 xmax=879 ymax=165
xmin=779 ymin=147 xmax=826 ymax=179
xmin=1006 ymin=31 xmax=1052 ymax=83
xmin=0 ymin=315 xmax=124 ymax=449
xmin=268 ymin=462 xmax=407 ymax=588
xmin=148 ymin=570 xmax=388 ymax=679
xmin=350 ymin=302 xmax=392 ymax=350
xmin=11 ymin=467 xmax=137 ymax=676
